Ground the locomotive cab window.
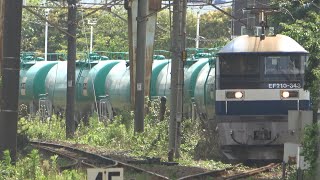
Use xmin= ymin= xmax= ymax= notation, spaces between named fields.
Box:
xmin=264 ymin=55 xmax=304 ymax=75
xmin=217 ymin=54 xmax=260 ymax=89
xmin=217 ymin=53 xmax=307 ymax=89
xmin=219 ymin=54 xmax=260 ymax=76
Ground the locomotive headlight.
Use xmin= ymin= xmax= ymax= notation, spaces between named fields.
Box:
xmin=281 ymin=91 xmax=290 ymax=98
xmin=226 ymin=91 xmax=244 ymax=99
xmin=235 ymin=91 xmax=243 ymax=99
xmin=280 ymin=90 xmax=299 ymax=98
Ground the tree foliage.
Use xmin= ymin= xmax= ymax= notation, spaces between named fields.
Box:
xmin=21 ymin=3 xmax=231 ymax=54
xmin=155 ymin=8 xmax=230 ymax=50
xmin=270 ymin=1 xmax=320 ymax=117
xmin=270 ymin=0 xmax=320 ymax=173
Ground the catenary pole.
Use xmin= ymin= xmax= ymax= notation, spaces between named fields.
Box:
xmin=175 ymin=0 xmax=186 ymax=159
xmin=0 ymin=0 xmax=23 ymax=162
xmin=44 ymin=0 xmax=49 ymax=61
xmin=66 ymin=0 xmax=77 ymax=138
xmin=134 ymin=0 xmax=148 ymax=133
xmin=169 ymin=0 xmax=182 ymax=161
xmin=90 ymin=25 xmax=93 ymax=53
xmin=196 ymin=10 xmax=200 ymax=48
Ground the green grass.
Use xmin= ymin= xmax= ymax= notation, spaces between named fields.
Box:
xmin=14 ymin=99 xmax=232 ymax=178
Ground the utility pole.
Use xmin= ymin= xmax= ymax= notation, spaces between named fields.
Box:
xmin=44 ymin=0 xmax=50 ymax=61
xmin=195 ymin=6 xmax=204 ymax=48
xmin=176 ymin=0 xmax=187 ymax=159
xmin=0 ymin=0 xmax=3 ymax=74
xmin=90 ymin=25 xmax=93 ymax=53
xmin=66 ymin=0 xmax=77 ymax=138
xmin=169 ymin=0 xmax=181 ymax=160
xmin=196 ymin=10 xmax=200 ymax=48
xmin=169 ymin=0 xmax=186 ymax=160
xmin=88 ymin=19 xmax=97 ymax=53
xmin=134 ymin=0 xmax=148 ymax=133
xmin=0 ymin=0 xmax=23 ymax=162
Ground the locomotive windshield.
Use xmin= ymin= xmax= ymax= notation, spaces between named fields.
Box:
xmin=219 ymin=54 xmax=259 ymax=76
xmin=264 ymin=55 xmax=304 ymax=75
xmin=217 ymin=54 xmax=307 ymax=89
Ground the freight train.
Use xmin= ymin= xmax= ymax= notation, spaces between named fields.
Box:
xmin=19 ymin=50 xmax=216 ymax=123
xmin=19 ymin=33 xmax=310 ymax=161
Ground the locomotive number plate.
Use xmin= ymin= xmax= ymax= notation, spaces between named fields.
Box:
xmin=267 ymin=83 xmax=301 ymax=89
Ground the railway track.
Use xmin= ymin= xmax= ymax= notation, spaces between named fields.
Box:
xmin=30 ymin=140 xmax=170 ymax=179
xmin=30 ymin=140 xmax=279 ymax=179
xmin=178 ymin=163 xmax=279 ymax=180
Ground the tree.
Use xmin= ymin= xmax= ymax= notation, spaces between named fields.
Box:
xmin=270 ymin=1 xmax=320 ymax=120
xmin=270 ymin=1 xmax=320 ymax=175
xmin=198 ymin=8 xmax=231 ymax=47
xmin=155 ymin=8 xmax=231 ymax=50
xmin=21 ymin=5 xmax=231 ymax=55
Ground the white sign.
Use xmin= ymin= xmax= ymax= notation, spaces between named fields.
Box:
xmin=20 ymin=77 xmax=27 ymax=96
xmin=137 ymin=83 xmax=142 ymax=91
xmin=87 ymin=168 xmax=106 ymax=180
xmin=283 ymin=143 xmax=299 ymax=163
xmin=87 ymin=168 xmax=123 ymax=180
xmin=68 ymin=80 xmax=73 ymax=87
xmin=106 ymin=168 xmax=123 ymax=180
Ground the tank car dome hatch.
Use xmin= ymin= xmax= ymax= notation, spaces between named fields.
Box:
xmin=218 ymin=34 xmax=308 ymax=54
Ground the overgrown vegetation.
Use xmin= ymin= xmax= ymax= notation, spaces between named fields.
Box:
xmin=18 ymin=99 xmax=229 ymax=171
xmin=300 ymin=124 xmax=319 ymax=178
xmin=0 ymin=149 xmax=84 ymax=179
xmin=270 ymin=1 xmax=320 ymax=177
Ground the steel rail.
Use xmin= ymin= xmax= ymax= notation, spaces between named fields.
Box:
xmin=224 ymin=163 xmax=279 ymax=180
xmin=178 ymin=163 xmax=278 ymax=180
xmin=30 ymin=140 xmax=170 ymax=179
xmin=178 ymin=164 xmax=240 ymax=180
xmin=178 ymin=167 xmax=230 ymax=180
xmin=32 ymin=144 xmax=96 ymax=169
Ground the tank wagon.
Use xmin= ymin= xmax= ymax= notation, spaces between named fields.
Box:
xmin=45 ymin=61 xmax=92 ymax=121
xmin=86 ymin=60 xmax=122 ymax=120
xmin=214 ymin=34 xmax=310 ymax=160
xmin=19 ymin=60 xmax=58 ymax=117
xmin=19 ymin=51 xmax=216 ymax=121
xmin=184 ymin=58 xmax=215 ymax=119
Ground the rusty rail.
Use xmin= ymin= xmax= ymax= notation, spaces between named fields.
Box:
xmin=224 ymin=163 xmax=279 ymax=180
xmin=178 ymin=163 xmax=278 ymax=180
xmin=30 ymin=140 xmax=169 ymax=179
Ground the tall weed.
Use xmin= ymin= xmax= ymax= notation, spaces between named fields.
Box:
xmin=0 ymin=150 xmax=84 ymax=179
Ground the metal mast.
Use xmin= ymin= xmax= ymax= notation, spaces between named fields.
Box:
xmin=0 ymin=0 xmax=23 ymax=162
xmin=169 ymin=0 xmax=186 ymax=160
xmin=66 ymin=0 xmax=77 ymax=138
xmin=44 ymin=0 xmax=49 ymax=61
xmin=134 ymin=0 xmax=148 ymax=133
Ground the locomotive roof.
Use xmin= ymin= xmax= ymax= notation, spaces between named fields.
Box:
xmin=218 ymin=34 xmax=308 ymax=54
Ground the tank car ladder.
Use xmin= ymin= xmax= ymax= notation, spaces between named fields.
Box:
xmin=38 ymin=93 xmax=52 ymax=121
xmin=98 ymin=95 xmax=113 ymax=121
